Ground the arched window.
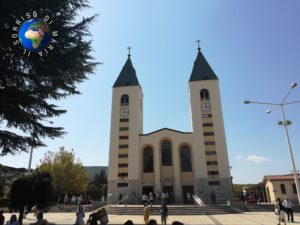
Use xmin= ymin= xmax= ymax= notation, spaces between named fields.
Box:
xmin=200 ymin=89 xmax=209 ymax=100
xmin=280 ymin=184 xmax=286 ymax=194
xmin=161 ymin=140 xmax=172 ymax=166
xmin=120 ymin=94 xmax=129 ymax=105
xmin=293 ymin=183 xmax=297 ymax=194
xmin=143 ymin=146 xmax=153 ymax=172
xmin=180 ymin=145 xmax=192 ymax=172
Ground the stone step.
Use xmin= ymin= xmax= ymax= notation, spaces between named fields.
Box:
xmin=231 ymin=202 xmax=300 ymax=212
xmin=105 ymin=205 xmax=242 ymax=215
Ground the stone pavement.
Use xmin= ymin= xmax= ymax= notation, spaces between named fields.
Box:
xmin=3 ymin=212 xmax=300 ymax=225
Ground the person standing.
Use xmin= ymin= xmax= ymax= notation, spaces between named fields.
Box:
xmin=131 ymin=192 xmax=136 ymax=204
xmin=283 ymin=197 xmax=294 ymax=222
xmin=6 ymin=215 xmax=19 ymax=225
xmin=71 ymin=195 xmax=76 ymax=205
xmin=142 ymin=194 xmax=149 ymax=206
xmin=75 ymin=205 xmax=85 ymax=225
xmin=161 ymin=193 xmax=165 ymax=204
xmin=160 ymin=203 xmax=168 ymax=225
xmin=275 ymin=198 xmax=286 ymax=225
xmin=165 ymin=192 xmax=169 ymax=204
xmin=64 ymin=193 xmax=69 ymax=205
xmin=143 ymin=205 xmax=150 ymax=225
xmin=149 ymin=193 xmax=154 ymax=207
xmin=119 ymin=194 xmax=123 ymax=204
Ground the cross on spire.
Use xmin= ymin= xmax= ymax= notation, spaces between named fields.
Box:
xmin=196 ymin=40 xmax=201 ymax=51
xmin=127 ymin=46 xmax=131 ymax=57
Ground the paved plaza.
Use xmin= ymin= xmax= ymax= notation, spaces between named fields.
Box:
xmin=3 ymin=212 xmax=300 ymax=225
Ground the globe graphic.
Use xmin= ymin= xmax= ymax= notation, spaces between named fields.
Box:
xmin=18 ymin=18 xmax=52 ymax=52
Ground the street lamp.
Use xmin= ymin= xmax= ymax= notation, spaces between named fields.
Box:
xmin=244 ymin=82 xmax=300 ymax=203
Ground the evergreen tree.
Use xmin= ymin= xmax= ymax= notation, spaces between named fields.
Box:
xmin=0 ymin=176 xmax=4 ymax=197
xmin=9 ymin=171 xmax=54 ymax=225
xmin=0 ymin=0 xmax=98 ymax=155
xmin=93 ymin=168 xmax=108 ymax=187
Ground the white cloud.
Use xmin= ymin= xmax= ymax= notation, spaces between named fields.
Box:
xmin=234 ymin=155 xmax=243 ymax=160
xmin=246 ymin=155 xmax=272 ymax=164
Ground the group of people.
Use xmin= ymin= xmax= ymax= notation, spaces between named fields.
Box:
xmin=60 ymin=194 xmax=87 ymax=205
xmin=142 ymin=193 xmax=155 ymax=207
xmin=0 ymin=211 xmax=19 ymax=225
xmin=123 ymin=220 xmax=184 ymax=225
xmin=275 ymin=197 xmax=294 ymax=225
xmin=141 ymin=192 xmax=175 ymax=206
xmin=142 ymin=203 xmax=168 ymax=225
xmin=87 ymin=208 xmax=109 ymax=225
xmin=0 ymin=211 xmax=49 ymax=225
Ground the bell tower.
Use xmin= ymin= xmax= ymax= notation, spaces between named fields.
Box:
xmin=188 ymin=44 xmax=232 ymax=202
xmin=107 ymin=49 xmax=143 ymax=201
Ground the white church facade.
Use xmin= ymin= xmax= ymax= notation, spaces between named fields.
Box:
xmin=107 ymin=47 xmax=232 ymax=203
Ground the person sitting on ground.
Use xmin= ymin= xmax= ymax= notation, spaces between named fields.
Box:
xmin=87 ymin=210 xmax=101 ymax=225
xmin=30 ymin=212 xmax=48 ymax=225
xmin=6 ymin=214 xmax=19 ymax=225
xmin=99 ymin=208 xmax=109 ymax=225
xmin=172 ymin=222 xmax=184 ymax=225
xmin=123 ymin=220 xmax=134 ymax=225
xmin=147 ymin=220 xmax=157 ymax=225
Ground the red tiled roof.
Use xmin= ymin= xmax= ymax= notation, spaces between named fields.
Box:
xmin=263 ymin=174 xmax=300 ymax=183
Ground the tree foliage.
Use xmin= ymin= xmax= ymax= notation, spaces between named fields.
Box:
xmin=38 ymin=147 xmax=88 ymax=195
xmin=87 ymin=168 xmax=107 ymax=200
xmin=9 ymin=171 xmax=54 ymax=225
xmin=0 ymin=0 xmax=98 ymax=155
xmin=93 ymin=168 xmax=107 ymax=187
xmin=86 ymin=183 xmax=101 ymax=201
xmin=0 ymin=176 xmax=4 ymax=198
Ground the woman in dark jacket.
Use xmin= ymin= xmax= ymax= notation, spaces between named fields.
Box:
xmin=275 ymin=198 xmax=286 ymax=225
xmin=160 ymin=204 xmax=168 ymax=225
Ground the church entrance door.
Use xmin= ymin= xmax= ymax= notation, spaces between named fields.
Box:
xmin=182 ymin=185 xmax=194 ymax=204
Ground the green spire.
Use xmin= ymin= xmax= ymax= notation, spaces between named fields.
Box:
xmin=189 ymin=49 xmax=218 ymax=82
xmin=113 ymin=56 xmax=140 ymax=88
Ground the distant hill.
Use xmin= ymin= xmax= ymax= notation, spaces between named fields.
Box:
xmin=0 ymin=164 xmax=27 ymax=184
xmin=84 ymin=166 xmax=108 ymax=181
xmin=0 ymin=164 xmax=108 ymax=183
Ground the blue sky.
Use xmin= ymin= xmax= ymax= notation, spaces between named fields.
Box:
xmin=1 ymin=0 xmax=300 ymax=184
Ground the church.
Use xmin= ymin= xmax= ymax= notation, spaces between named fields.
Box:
xmin=107 ymin=46 xmax=232 ymax=204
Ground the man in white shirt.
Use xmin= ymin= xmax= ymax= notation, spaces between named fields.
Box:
xmin=283 ymin=197 xmax=294 ymax=222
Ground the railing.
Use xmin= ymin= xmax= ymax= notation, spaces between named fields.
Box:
xmin=192 ymin=195 xmax=206 ymax=207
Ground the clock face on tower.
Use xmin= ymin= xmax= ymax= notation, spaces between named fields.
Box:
xmin=201 ymin=102 xmax=211 ymax=112
xmin=120 ymin=107 xmax=129 ymax=117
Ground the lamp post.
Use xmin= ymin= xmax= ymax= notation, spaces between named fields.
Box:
xmin=27 ymin=132 xmax=36 ymax=172
xmin=28 ymin=120 xmax=53 ymax=172
xmin=244 ymin=82 xmax=300 ymax=203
